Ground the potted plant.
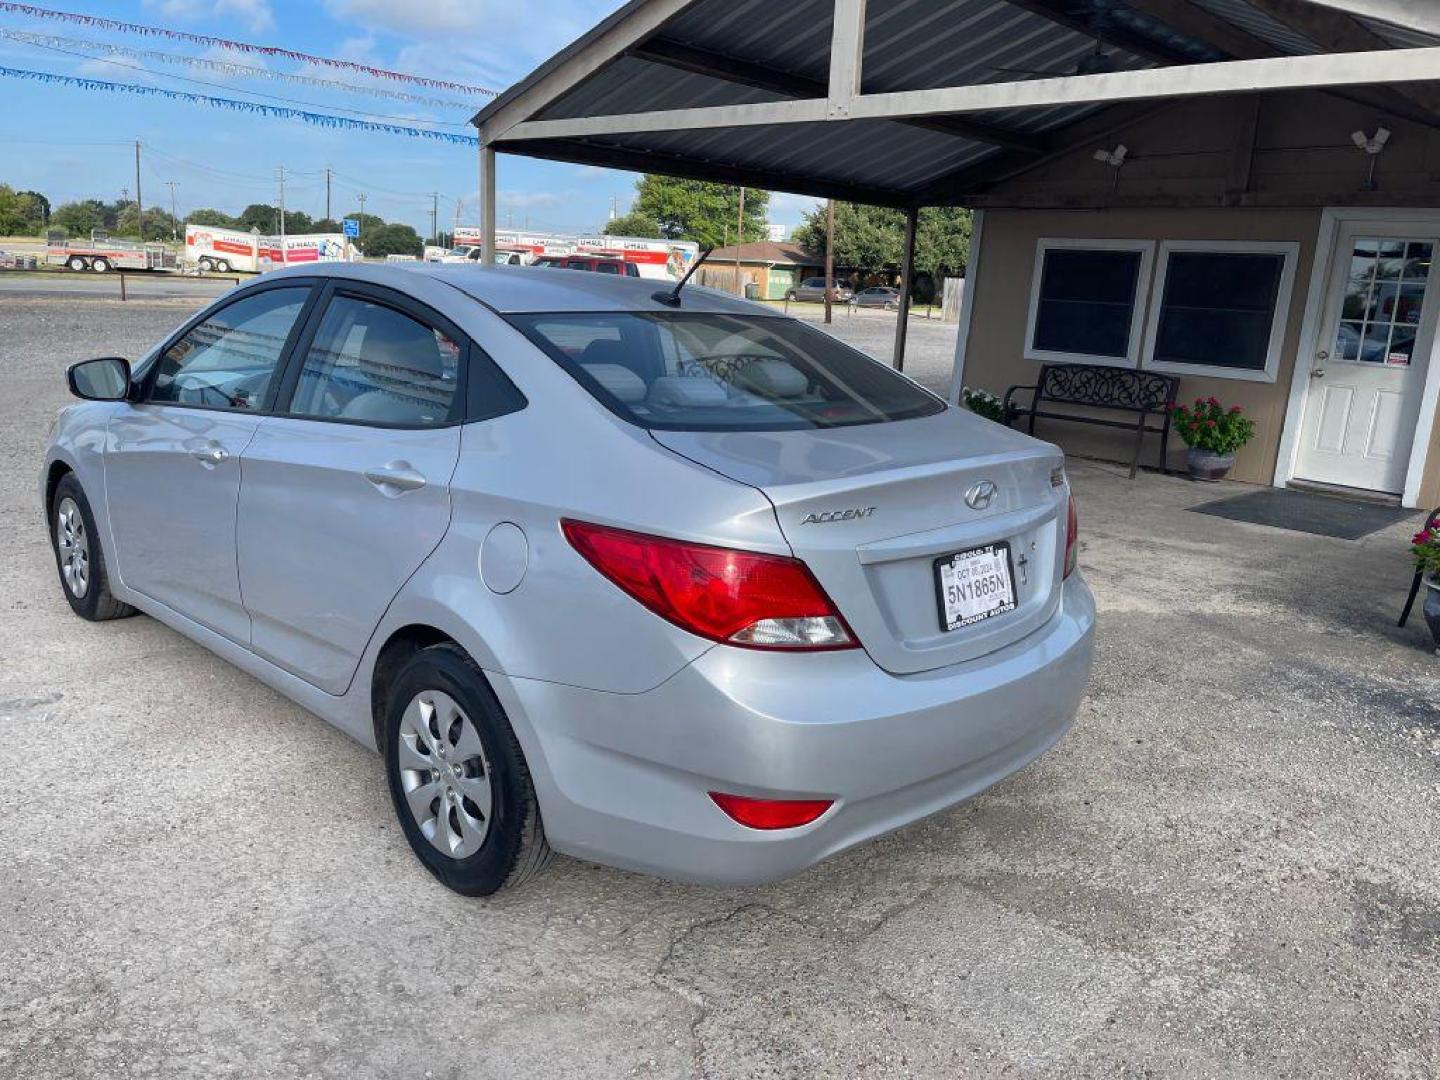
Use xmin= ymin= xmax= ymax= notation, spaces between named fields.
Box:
xmin=1171 ymin=396 xmax=1256 ymax=481
xmin=1411 ymin=523 xmax=1440 ymax=653
xmin=961 ymin=385 xmax=1009 ymax=424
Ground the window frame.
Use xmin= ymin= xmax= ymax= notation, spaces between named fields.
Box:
xmin=136 ymin=279 xmax=322 ymax=415
xmin=1024 ymin=237 xmax=1156 ymax=369
xmin=269 ymin=280 xmax=526 ymax=429
xmin=1140 ymin=239 xmax=1300 ymax=384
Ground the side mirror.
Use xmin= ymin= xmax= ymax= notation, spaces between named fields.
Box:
xmin=67 ymin=357 xmax=131 ymax=401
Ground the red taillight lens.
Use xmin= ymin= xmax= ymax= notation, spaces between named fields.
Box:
xmin=1063 ymin=495 xmax=1079 ymax=579
xmin=709 ymin=791 xmax=834 ymax=830
xmin=562 ymin=519 xmax=856 ymax=650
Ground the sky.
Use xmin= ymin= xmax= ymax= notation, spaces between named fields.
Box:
xmin=0 ymin=0 xmax=823 ymax=238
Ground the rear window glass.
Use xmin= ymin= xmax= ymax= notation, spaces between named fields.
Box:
xmin=508 ymin=312 xmax=944 ymax=432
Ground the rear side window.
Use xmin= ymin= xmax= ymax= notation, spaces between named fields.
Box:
xmin=510 ymin=311 xmax=944 ymax=432
xmin=149 ymin=287 xmax=308 ymax=410
xmin=288 ymin=296 xmax=460 ymax=426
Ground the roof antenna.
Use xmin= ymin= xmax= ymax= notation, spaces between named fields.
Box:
xmin=653 ymin=246 xmax=714 ymax=307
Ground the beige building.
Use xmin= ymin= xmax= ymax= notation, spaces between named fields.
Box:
xmin=699 ymin=240 xmax=823 ymax=299
xmin=956 ymin=89 xmax=1440 ymax=507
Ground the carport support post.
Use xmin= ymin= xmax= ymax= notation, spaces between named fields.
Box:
xmin=892 ymin=206 xmax=918 ymax=371
xmin=479 ymin=144 xmax=497 ymax=263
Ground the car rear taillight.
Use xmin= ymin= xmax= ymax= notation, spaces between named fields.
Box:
xmin=709 ymin=791 xmax=834 ymax=830
xmin=561 ymin=519 xmax=856 ymax=650
xmin=1063 ymin=495 xmax=1079 ymax=580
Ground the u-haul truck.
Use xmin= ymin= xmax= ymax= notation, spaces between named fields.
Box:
xmin=576 ymin=236 xmax=699 ymax=280
xmin=185 ymin=225 xmax=350 ymax=273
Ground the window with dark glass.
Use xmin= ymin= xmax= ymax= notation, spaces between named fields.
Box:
xmin=1031 ymin=248 xmax=1144 ymax=360
xmin=149 ymin=287 xmax=307 ymax=410
xmin=1151 ymin=251 xmax=1286 ymax=371
xmin=288 ymin=297 xmax=460 ymax=425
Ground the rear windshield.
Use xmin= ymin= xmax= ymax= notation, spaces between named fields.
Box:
xmin=508 ymin=311 xmax=944 ymax=432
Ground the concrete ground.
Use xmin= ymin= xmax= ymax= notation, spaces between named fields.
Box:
xmin=2 ymin=297 xmax=1438 ymax=1079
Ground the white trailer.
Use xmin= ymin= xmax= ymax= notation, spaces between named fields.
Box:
xmin=45 ymin=231 xmax=175 ymax=273
xmin=185 ymin=225 xmax=351 ymax=273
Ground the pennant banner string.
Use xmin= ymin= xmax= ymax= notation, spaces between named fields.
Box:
xmin=0 ymin=65 xmax=482 ymax=145
xmin=0 ymin=29 xmax=475 ymax=109
xmin=0 ymin=3 xmax=499 ymax=95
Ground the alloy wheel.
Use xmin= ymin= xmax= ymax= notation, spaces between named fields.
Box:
xmin=55 ymin=496 xmax=90 ymax=599
xmin=397 ymin=690 xmax=494 ymax=858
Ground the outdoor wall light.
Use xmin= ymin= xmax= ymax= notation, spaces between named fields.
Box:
xmin=1351 ymin=127 xmax=1391 ymax=190
xmin=1092 ymin=144 xmax=1128 ymax=167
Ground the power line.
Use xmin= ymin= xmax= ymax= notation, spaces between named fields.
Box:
xmin=0 ymin=3 xmax=499 ymax=95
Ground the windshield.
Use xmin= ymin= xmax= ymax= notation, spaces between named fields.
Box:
xmin=508 ymin=312 xmax=944 ymax=432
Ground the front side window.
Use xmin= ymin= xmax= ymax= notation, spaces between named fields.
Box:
xmin=287 ymin=296 xmax=460 ymax=425
xmin=1143 ymin=242 xmax=1298 ymax=381
xmin=510 ymin=311 xmax=944 ymax=432
xmin=149 ymin=287 xmax=308 ymax=410
xmin=1027 ymin=241 xmax=1153 ymax=365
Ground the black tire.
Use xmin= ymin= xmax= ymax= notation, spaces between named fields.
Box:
xmin=49 ymin=473 xmax=135 ymax=621
xmin=214 ymin=259 xmax=230 ymax=273
xmin=383 ymin=642 xmax=552 ymax=895
xmin=91 ymin=258 xmax=110 ymax=273
xmin=67 ymin=256 xmax=87 ymax=272
xmin=784 ymin=290 xmax=796 ymax=301
xmin=197 ymin=257 xmax=214 ymax=273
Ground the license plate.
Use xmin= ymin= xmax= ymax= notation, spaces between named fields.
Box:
xmin=935 ymin=542 xmax=1017 ymax=631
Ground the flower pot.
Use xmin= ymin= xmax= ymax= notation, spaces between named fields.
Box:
xmin=1424 ymin=576 xmax=1440 ymax=654
xmin=1186 ymin=448 xmax=1236 ymax=481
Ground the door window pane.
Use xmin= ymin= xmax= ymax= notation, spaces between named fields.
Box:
xmin=289 ymin=297 xmax=460 ymax=425
xmin=1151 ymin=251 xmax=1286 ymax=371
xmin=150 ymin=287 xmax=307 ymax=410
xmin=1031 ymin=248 xmax=1143 ymax=359
xmin=1337 ymin=236 xmax=1435 ymax=367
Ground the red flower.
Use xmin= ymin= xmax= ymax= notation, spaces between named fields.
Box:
xmin=1195 ymin=397 xmax=1205 ymax=407
xmin=1229 ymin=405 xmax=1242 ymax=414
xmin=1416 ymin=530 xmax=1435 ymax=545
xmin=1207 ymin=396 xmax=1221 ymax=407
xmin=1206 ymin=419 xmax=1218 ymax=428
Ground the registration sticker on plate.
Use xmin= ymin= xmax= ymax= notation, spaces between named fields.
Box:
xmin=935 ymin=542 xmax=1017 ymax=631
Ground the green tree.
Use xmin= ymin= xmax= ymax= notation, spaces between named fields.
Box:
xmin=50 ymin=199 xmax=107 ymax=238
xmin=603 ymin=210 xmax=662 ymax=239
xmin=312 ymin=217 xmax=341 ymax=233
xmin=115 ymin=204 xmax=180 ymax=241
xmin=361 ymin=222 xmax=422 ymax=258
xmin=630 ymin=176 xmax=769 ymax=248
xmin=792 ymin=203 xmax=972 ymax=290
xmin=187 ymin=208 xmax=240 ymax=229
xmin=18 ymin=190 xmax=50 ymax=225
xmin=345 ymin=212 xmax=386 ymax=238
xmin=0 ymin=185 xmax=50 ymax=235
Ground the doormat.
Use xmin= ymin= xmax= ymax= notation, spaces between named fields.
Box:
xmin=1188 ymin=488 xmax=1416 ymax=540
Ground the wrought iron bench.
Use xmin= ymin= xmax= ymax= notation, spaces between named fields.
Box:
xmin=1003 ymin=363 xmax=1180 ymax=479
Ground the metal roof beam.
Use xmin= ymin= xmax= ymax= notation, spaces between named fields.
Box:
xmin=630 ymin=39 xmax=1050 ymax=152
xmin=494 ymin=138 xmax=915 ymax=208
xmin=496 ymin=47 xmax=1440 ymax=141
xmin=1301 ymin=1 xmax=1440 ymax=37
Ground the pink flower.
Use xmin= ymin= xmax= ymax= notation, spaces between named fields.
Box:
xmin=1416 ymin=530 xmax=1436 ymax=545
xmin=1229 ymin=405 xmax=1242 ymax=414
xmin=1207 ymin=396 xmax=1221 ymax=407
xmin=1205 ymin=419 xmax=1218 ymax=428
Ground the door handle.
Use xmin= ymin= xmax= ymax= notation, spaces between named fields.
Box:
xmin=190 ymin=443 xmax=229 ymax=465
xmin=364 ymin=463 xmax=427 ymax=495
xmin=1310 ymin=369 xmax=1326 ymax=379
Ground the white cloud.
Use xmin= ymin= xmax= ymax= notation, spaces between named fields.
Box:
xmin=143 ymin=0 xmax=276 ymax=33
xmin=497 ymin=189 xmax=565 ymax=210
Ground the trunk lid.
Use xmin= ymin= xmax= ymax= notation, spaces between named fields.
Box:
xmin=652 ymin=408 xmax=1068 ymax=674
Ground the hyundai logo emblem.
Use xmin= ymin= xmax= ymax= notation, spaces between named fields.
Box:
xmin=965 ymin=480 xmax=999 ymax=511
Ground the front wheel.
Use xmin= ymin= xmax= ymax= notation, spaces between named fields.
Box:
xmin=67 ymin=256 xmax=87 ymax=272
xmin=197 ymin=257 xmax=214 ymax=272
xmin=784 ymin=290 xmax=796 ymax=301
xmin=383 ymin=643 xmax=552 ymax=895
xmin=50 ymin=474 xmax=135 ymax=621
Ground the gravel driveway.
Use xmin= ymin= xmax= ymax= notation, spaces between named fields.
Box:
xmin=2 ymin=296 xmax=1438 ymax=1079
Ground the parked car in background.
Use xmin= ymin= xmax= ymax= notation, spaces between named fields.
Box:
xmin=43 ymin=263 xmax=1093 ymax=897
xmin=441 ymin=246 xmax=527 ymax=266
xmin=853 ymin=286 xmax=902 ymax=310
xmin=786 ymin=277 xmax=853 ymax=303
xmin=532 ymin=254 xmax=640 ymax=276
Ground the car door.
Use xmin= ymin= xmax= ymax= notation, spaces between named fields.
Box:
xmin=105 ymin=283 xmax=315 ymax=642
xmin=235 ymin=284 xmax=468 ymax=694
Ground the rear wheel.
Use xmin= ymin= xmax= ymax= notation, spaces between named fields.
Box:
xmin=67 ymin=256 xmax=87 ymax=272
xmin=197 ymin=257 xmax=214 ymax=272
xmin=383 ymin=643 xmax=552 ymax=895
xmin=214 ymin=259 xmax=230 ymax=273
xmin=91 ymin=258 xmax=110 ymax=273
xmin=50 ymin=474 xmax=135 ymax=621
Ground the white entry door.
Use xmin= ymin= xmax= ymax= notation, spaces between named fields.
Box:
xmin=1296 ymin=229 xmax=1438 ymax=494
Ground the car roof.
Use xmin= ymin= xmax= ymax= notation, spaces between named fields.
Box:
xmin=263 ymin=261 xmax=771 ymax=315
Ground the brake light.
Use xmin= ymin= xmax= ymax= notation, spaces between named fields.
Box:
xmin=709 ymin=792 xmax=834 ymax=830
xmin=562 ymin=519 xmax=856 ymax=650
xmin=1063 ymin=495 xmax=1079 ymax=579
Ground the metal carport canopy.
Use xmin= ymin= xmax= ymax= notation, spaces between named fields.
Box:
xmin=471 ymin=0 xmax=1440 ymax=370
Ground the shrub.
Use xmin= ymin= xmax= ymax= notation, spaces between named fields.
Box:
xmin=962 ymin=386 xmax=1008 ymax=423
xmin=1172 ymin=396 xmax=1255 ymax=455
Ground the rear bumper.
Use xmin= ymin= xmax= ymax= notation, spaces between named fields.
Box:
xmin=492 ymin=575 xmax=1096 ymax=885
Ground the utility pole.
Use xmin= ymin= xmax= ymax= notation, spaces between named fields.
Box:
xmin=824 ymin=198 xmax=835 ymax=325
xmin=165 ymin=180 xmax=178 ymax=241
xmin=324 ymin=167 xmax=332 ymax=222
xmin=735 ymin=186 xmax=746 ymax=296
xmin=133 ymin=140 xmax=142 ymax=238
xmin=357 ymin=192 xmax=366 ymax=246
xmin=430 ymin=192 xmax=439 ymax=245
xmin=277 ymin=165 xmax=287 ymax=265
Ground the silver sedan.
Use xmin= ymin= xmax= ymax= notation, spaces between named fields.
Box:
xmin=42 ymin=263 xmax=1094 ymax=895
xmin=852 ymin=286 xmax=903 ymax=309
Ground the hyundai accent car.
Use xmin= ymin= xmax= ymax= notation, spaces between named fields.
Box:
xmin=42 ymin=263 xmax=1095 ymax=895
